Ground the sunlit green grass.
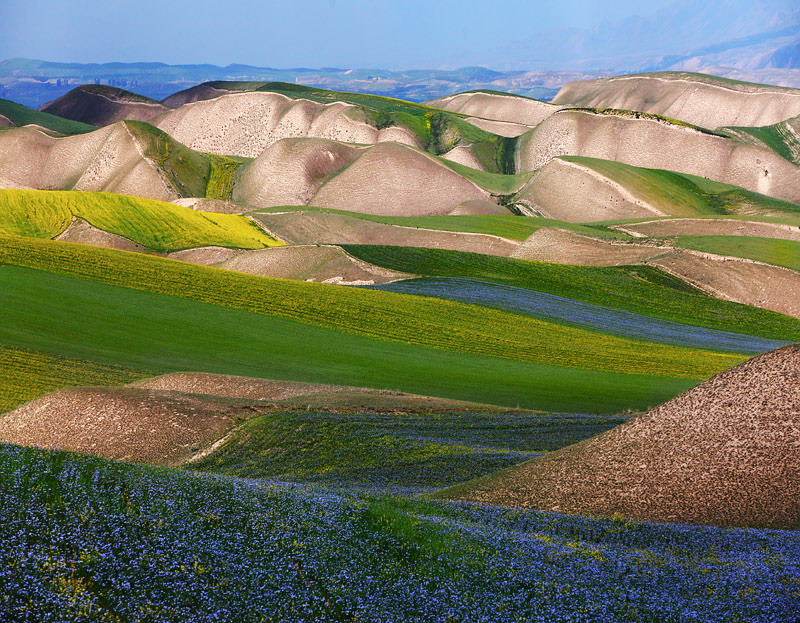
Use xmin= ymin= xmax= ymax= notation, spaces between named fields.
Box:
xmin=675 ymin=235 xmax=800 ymax=271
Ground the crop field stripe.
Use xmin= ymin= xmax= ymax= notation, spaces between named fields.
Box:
xmin=675 ymin=235 xmax=800 ymax=272
xmin=0 ymin=345 xmax=148 ymax=413
xmin=0 ymin=265 xmax=699 ymax=413
xmin=365 ymin=277 xmax=791 ymax=355
xmin=249 ymin=206 xmax=625 ymax=241
xmin=342 ymin=245 xmax=800 ymax=342
xmin=0 ymin=236 xmax=744 ymax=379
xmin=0 ymin=189 xmax=282 ymax=251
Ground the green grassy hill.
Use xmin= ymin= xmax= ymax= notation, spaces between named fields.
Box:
xmin=0 ymin=97 xmax=96 ymax=135
xmin=0 ymin=189 xmax=280 ymax=251
xmin=0 ymin=236 xmax=749 ymax=413
xmin=674 ymin=235 xmax=800 ymax=271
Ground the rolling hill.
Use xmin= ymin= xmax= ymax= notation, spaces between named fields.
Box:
xmin=40 ymin=84 xmax=169 ymax=127
xmin=438 ymin=345 xmax=800 ymax=529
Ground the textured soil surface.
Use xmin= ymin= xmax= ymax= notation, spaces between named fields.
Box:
xmin=250 ymin=211 xmax=518 ymax=256
xmin=518 ymin=110 xmax=800 ymax=203
xmin=516 ymin=157 xmax=665 ymax=222
xmin=0 ymin=387 xmax=237 ymax=465
xmin=553 ymin=73 xmax=800 ymax=129
xmin=442 ymin=345 xmax=800 ymax=529
xmin=152 ymin=92 xmax=420 ymax=158
xmin=0 ymin=124 xmax=178 ymax=201
xmin=616 ymin=218 xmax=800 ymax=241
xmin=237 ymin=139 xmax=488 ymax=215
xmin=511 ymin=229 xmax=668 ymax=265
xmin=219 ymin=244 xmax=414 ymax=284
xmin=426 ymin=92 xmax=563 ymax=127
xmin=55 ymin=217 xmax=147 ymax=253
xmin=41 ymin=86 xmax=169 ymax=127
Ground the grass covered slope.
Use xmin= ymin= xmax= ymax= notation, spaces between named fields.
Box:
xmin=675 ymin=235 xmax=800 ymax=271
xmin=0 ymin=97 xmax=96 ymax=135
xmin=191 ymin=408 xmax=625 ymax=494
xmin=0 ymin=237 xmax=740 ymax=412
xmin=343 ymin=246 xmax=800 ymax=342
xmin=0 ymin=189 xmax=280 ymax=251
xmin=2 ymin=443 xmax=797 ymax=622
xmin=0 ymin=346 xmax=145 ymax=413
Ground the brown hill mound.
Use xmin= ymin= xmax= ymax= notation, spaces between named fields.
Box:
xmin=250 ymin=210 xmax=517 ymax=256
xmin=237 ymin=139 xmax=489 ymax=215
xmin=41 ymin=85 xmax=169 ymax=127
xmin=440 ymin=345 xmax=800 ymax=529
xmin=518 ymin=109 xmax=800 ymax=203
xmin=151 ymin=91 xmax=420 ymax=158
xmin=0 ymin=387 xmax=236 ymax=465
xmin=426 ymin=92 xmax=563 ymax=128
xmin=553 ymin=73 xmax=800 ymax=129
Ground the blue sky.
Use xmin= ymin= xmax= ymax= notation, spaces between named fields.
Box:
xmin=0 ymin=0 xmax=679 ymax=68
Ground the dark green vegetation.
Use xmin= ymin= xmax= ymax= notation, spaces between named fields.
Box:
xmin=0 ymin=97 xmax=96 ymax=135
xmin=208 ymin=81 xmax=518 ymax=173
xmin=0 ymin=236 xmax=737 ymax=412
xmin=1 ymin=442 xmax=797 ymax=622
xmin=192 ymin=409 xmax=625 ymax=494
xmin=570 ymin=107 xmax=727 ymax=136
xmin=560 ymin=156 xmax=800 ymax=218
xmin=343 ymin=245 xmax=800 ymax=341
xmin=0 ymin=189 xmax=280 ymax=251
xmin=675 ymin=235 xmax=800 ymax=271
xmin=250 ymin=205 xmax=626 ymax=241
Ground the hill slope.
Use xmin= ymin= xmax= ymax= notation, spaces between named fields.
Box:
xmin=553 ymin=72 xmax=800 ymax=129
xmin=41 ymin=84 xmax=169 ymax=127
xmin=439 ymin=345 xmax=800 ymax=529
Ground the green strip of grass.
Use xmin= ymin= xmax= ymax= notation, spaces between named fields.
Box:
xmin=250 ymin=206 xmax=624 ymax=241
xmin=0 ymin=345 xmax=146 ymax=413
xmin=0 ymin=263 xmax=700 ymax=413
xmin=342 ymin=245 xmax=800 ymax=342
xmin=0 ymin=189 xmax=281 ymax=251
xmin=0 ymin=236 xmax=740 ymax=379
xmin=675 ymin=235 xmax=800 ymax=271
xmin=0 ymin=98 xmax=96 ymax=135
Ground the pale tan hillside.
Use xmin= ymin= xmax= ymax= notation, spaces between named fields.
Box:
xmin=553 ymin=73 xmax=800 ymax=129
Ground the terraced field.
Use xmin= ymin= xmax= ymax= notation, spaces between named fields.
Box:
xmin=0 ymin=189 xmax=280 ymax=251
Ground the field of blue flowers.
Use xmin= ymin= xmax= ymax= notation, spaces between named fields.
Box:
xmin=191 ymin=409 xmax=624 ymax=495
xmin=1 ymin=442 xmax=797 ymax=623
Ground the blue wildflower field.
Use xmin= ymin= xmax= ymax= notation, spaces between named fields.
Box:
xmin=1 ymin=443 xmax=797 ymax=623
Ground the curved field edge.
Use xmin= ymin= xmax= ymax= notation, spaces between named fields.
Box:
xmin=0 ymin=236 xmax=741 ymax=379
xmin=0 ymin=345 xmax=146 ymax=413
xmin=1 ymin=442 xmax=797 ymax=622
xmin=0 ymin=98 xmax=97 ymax=135
xmin=366 ymin=277 xmax=791 ymax=355
xmin=0 ymin=189 xmax=281 ymax=251
xmin=342 ymin=245 xmax=800 ymax=342
xmin=248 ymin=206 xmax=627 ymax=241
xmin=674 ymin=235 xmax=800 ymax=272
xmin=0 ymin=264 xmax=698 ymax=413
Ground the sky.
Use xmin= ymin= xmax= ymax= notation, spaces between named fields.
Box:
xmin=0 ymin=0 xmax=679 ymax=69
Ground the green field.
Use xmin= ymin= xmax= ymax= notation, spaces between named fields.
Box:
xmin=0 ymin=97 xmax=96 ymax=135
xmin=723 ymin=119 xmax=800 ymax=166
xmin=559 ymin=156 xmax=800 ymax=218
xmin=343 ymin=245 xmax=800 ymax=341
xmin=0 ymin=345 xmax=145 ymax=413
xmin=250 ymin=205 xmax=626 ymax=241
xmin=0 ymin=236 xmax=743 ymax=413
xmin=192 ymin=409 xmax=625 ymax=493
xmin=675 ymin=235 xmax=800 ymax=271
xmin=0 ymin=189 xmax=281 ymax=251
